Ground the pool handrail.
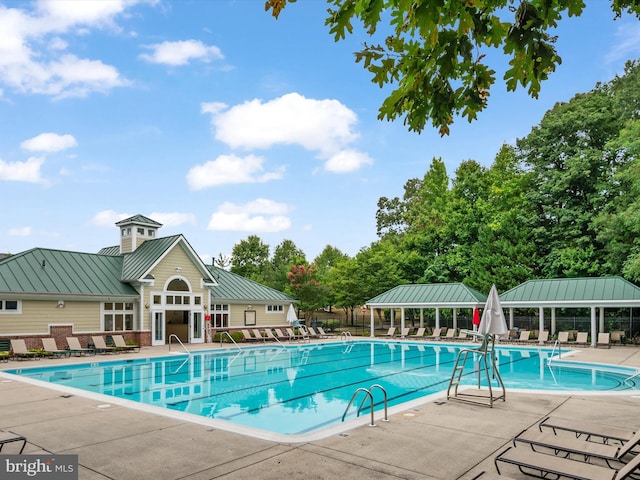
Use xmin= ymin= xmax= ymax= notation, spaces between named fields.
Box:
xmin=220 ymin=331 xmax=241 ymax=350
xmin=168 ymin=334 xmax=191 ymax=355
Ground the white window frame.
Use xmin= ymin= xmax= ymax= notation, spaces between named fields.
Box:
xmin=102 ymin=302 xmax=136 ymax=331
xmin=211 ymin=304 xmax=230 ymax=328
xmin=0 ymin=300 xmax=21 ymax=314
xmin=266 ymin=304 xmax=284 ymax=314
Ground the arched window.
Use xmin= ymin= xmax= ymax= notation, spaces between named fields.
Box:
xmin=167 ymin=278 xmax=189 ymax=292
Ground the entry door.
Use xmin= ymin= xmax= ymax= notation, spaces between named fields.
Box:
xmin=152 ymin=310 xmax=165 ymax=346
xmin=190 ymin=311 xmax=204 ymax=344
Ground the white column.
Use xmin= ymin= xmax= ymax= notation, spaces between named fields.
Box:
xmin=509 ymin=308 xmax=514 ymax=330
xmin=390 ymin=308 xmax=395 ymax=328
xmin=590 ymin=306 xmax=597 ymax=347
xmin=453 ymin=308 xmax=458 ymax=330
xmin=538 ymin=307 xmax=545 ymax=344
xmin=435 ymin=308 xmax=440 ymax=329
xmin=599 ymin=307 xmax=605 ymax=333
xmin=420 ymin=308 xmax=424 ymax=328
xmin=401 ymin=308 xmax=406 ymax=335
xmin=370 ymin=308 xmax=375 ymax=337
xmin=551 ymin=308 xmax=556 ymax=335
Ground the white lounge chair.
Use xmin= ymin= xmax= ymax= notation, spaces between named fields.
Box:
xmin=41 ymin=338 xmax=70 ymax=358
xmin=91 ymin=336 xmax=117 ymax=354
xmin=10 ymin=339 xmax=38 ymax=361
xmin=66 ymin=337 xmax=94 ymax=356
xmin=112 ymin=334 xmax=139 ymax=352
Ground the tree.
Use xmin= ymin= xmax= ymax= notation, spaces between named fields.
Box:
xmin=213 ymin=253 xmax=231 ymax=269
xmin=286 ymin=264 xmax=330 ymax=322
xmin=269 ymin=239 xmax=307 ymax=291
xmin=466 ymin=144 xmax=538 ymax=291
xmin=517 ymin=80 xmax=623 ymax=278
xmin=230 ymin=235 xmax=270 ymax=284
xmin=266 ymin=0 xmax=640 ymax=135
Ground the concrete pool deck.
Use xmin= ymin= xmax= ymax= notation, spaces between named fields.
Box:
xmin=1 ymin=339 xmax=640 ymax=479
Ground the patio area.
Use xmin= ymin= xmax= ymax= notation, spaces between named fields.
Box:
xmin=1 ymin=341 xmax=640 ymax=479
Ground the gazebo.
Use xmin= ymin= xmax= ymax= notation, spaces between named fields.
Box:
xmin=499 ymin=277 xmax=640 ymax=347
xmin=365 ymin=283 xmax=486 ymax=337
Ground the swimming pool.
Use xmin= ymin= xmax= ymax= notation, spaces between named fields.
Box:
xmin=3 ymin=341 xmax=639 ymax=442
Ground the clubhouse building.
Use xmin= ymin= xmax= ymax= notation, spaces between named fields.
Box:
xmin=0 ymin=215 xmax=296 ymax=349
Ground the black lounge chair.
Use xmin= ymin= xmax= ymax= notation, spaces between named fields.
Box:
xmin=539 ymin=416 xmax=635 ymax=444
xmin=514 ymin=426 xmax=640 ymax=467
xmin=495 ymin=445 xmax=640 ymax=480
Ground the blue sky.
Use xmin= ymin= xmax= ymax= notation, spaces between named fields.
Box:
xmin=2 ymin=1 xmax=640 ymax=264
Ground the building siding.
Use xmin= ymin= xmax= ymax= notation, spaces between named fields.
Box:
xmin=0 ymin=300 xmax=101 ymax=335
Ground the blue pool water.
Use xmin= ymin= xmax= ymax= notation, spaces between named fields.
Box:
xmin=4 ymin=341 xmax=639 ymax=438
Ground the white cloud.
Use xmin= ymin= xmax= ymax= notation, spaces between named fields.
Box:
xmin=21 ymin=132 xmax=77 ymax=152
xmin=324 ymin=149 xmax=373 ymax=173
xmin=207 ymin=92 xmax=358 ymax=154
xmin=90 ymin=210 xmax=131 ymax=227
xmin=0 ymin=1 xmax=140 ymax=98
xmin=207 ymin=199 xmax=292 ymax=232
xmin=140 ymin=39 xmax=223 ymax=66
xmin=0 ymin=156 xmax=45 ymax=183
xmin=8 ymin=226 xmax=32 ymax=237
xmin=606 ymin=22 xmax=640 ymax=64
xmin=186 ymin=154 xmax=284 ymax=190
xmin=148 ymin=212 xmax=196 ymax=227
xmin=203 ymin=92 xmax=374 ymax=173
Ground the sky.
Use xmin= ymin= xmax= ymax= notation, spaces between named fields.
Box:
xmin=2 ymin=1 xmax=640 ymax=265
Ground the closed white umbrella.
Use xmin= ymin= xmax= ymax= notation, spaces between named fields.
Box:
xmin=478 ymin=284 xmax=508 ymax=338
xmin=286 ymin=304 xmax=298 ymax=325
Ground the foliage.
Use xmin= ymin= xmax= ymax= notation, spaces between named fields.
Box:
xmin=268 ymin=239 xmax=307 ymax=291
xmin=286 ymin=264 xmax=331 ymax=321
xmin=225 ymin=61 xmax=640 ymax=299
xmin=266 ymin=0 xmax=640 ymax=135
xmin=230 ymin=235 xmax=270 ymax=284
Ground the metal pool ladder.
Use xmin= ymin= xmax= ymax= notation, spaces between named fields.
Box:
xmin=342 ymin=384 xmax=389 ymax=427
xmin=548 ymin=339 xmax=562 ymax=365
xmin=340 ymin=331 xmax=353 ymax=342
xmin=169 ymin=334 xmax=191 ymax=355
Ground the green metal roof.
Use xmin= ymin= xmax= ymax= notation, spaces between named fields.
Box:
xmin=0 ymin=248 xmax=138 ymax=298
xmin=499 ymin=277 xmax=640 ymax=307
xmin=366 ymin=283 xmax=486 ymax=308
xmin=115 ymin=214 xmax=162 ymax=227
xmin=208 ymin=266 xmax=296 ymax=303
xmin=97 ymin=245 xmax=120 ymax=256
xmin=120 ymin=235 xmax=181 ymax=281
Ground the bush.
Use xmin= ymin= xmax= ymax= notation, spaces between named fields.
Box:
xmin=322 ymin=319 xmax=341 ymax=332
xmin=214 ymin=331 xmax=244 ymax=343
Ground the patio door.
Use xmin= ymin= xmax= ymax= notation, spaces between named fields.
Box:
xmin=152 ymin=310 xmax=165 ymax=346
xmin=190 ymin=311 xmax=204 ymax=344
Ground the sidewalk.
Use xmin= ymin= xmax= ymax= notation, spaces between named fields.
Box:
xmin=1 ymin=342 xmax=639 ymax=479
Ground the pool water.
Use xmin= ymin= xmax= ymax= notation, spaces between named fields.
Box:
xmin=5 ymin=341 xmax=639 ymax=438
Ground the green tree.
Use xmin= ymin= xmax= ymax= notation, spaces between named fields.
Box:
xmin=230 ymin=235 xmax=270 ymax=284
xmin=286 ymin=264 xmax=330 ymax=322
xmin=314 ymin=245 xmax=350 ymax=309
xmin=266 ymin=0 xmax=640 ymax=135
xmin=328 ymin=256 xmax=365 ymax=324
xmin=268 ymin=239 xmax=307 ymax=291
xmin=517 ymin=80 xmax=624 ymax=278
xmin=466 ymin=144 xmax=537 ymax=291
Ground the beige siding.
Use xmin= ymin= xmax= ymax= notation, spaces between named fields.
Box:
xmin=0 ymin=300 xmax=101 ymax=335
xmin=120 ymin=237 xmax=132 ymax=254
xmin=143 ymin=245 xmax=209 ymax=331
xmin=228 ymin=304 xmax=289 ymax=327
xmin=149 ymin=245 xmax=208 ymax=293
